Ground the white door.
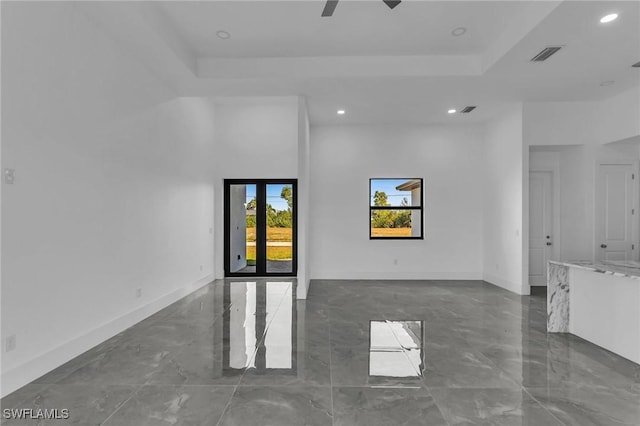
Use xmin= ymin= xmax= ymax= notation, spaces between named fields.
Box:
xmin=596 ymin=164 xmax=636 ymax=262
xmin=529 ymin=171 xmax=553 ymax=286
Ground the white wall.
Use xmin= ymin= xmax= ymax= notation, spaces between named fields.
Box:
xmin=599 ymin=87 xmax=640 ymax=145
xmin=1 ymin=3 xmax=215 ymax=396
xmin=525 ymin=87 xmax=640 ymax=265
xmin=523 ymin=101 xmax=600 ymax=146
xmin=212 ymin=97 xmax=299 ymax=279
xmin=483 ymin=105 xmax=527 ymax=294
xmin=296 ymin=97 xmax=311 ymax=298
xmin=523 ymin=86 xmax=640 ymax=148
xmin=309 ymin=125 xmax=484 ymax=280
xmin=530 ymin=146 xmax=594 ymax=263
xmin=529 ymin=143 xmax=640 ymax=266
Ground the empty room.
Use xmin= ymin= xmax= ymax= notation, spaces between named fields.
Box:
xmin=1 ymin=1 xmax=639 ymax=425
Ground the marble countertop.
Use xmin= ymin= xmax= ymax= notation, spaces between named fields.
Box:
xmin=550 ymin=260 xmax=640 ymax=280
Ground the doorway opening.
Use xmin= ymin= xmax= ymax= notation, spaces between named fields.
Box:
xmin=224 ymin=179 xmax=297 ymax=277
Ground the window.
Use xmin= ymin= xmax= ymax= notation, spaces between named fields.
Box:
xmin=369 ymin=178 xmax=423 ymax=239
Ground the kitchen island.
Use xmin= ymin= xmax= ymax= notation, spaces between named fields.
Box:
xmin=547 ymin=260 xmax=640 ymax=364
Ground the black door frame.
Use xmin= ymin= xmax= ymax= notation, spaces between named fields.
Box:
xmin=224 ymin=179 xmax=298 ymax=277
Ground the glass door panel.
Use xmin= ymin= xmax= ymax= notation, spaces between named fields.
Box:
xmin=228 ymin=184 xmax=257 ymax=274
xmin=266 ymin=183 xmax=294 ymax=274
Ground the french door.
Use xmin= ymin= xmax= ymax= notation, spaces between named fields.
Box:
xmin=224 ymin=179 xmax=297 ymax=276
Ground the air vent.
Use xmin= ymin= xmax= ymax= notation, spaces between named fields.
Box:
xmin=531 ymin=46 xmax=562 ymax=62
xmin=460 ymin=106 xmax=477 ymax=114
xmin=383 ymin=0 xmax=401 ymax=9
xmin=633 ymin=61 xmax=640 ymax=68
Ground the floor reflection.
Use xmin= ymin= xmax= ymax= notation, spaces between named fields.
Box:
xmin=3 ymin=280 xmax=639 ymax=426
xmin=369 ymin=320 xmax=423 ymax=378
xmin=223 ymin=281 xmax=296 ymax=376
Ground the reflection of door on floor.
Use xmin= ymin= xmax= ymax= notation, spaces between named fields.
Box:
xmin=596 ymin=163 xmax=638 ymax=262
xmin=224 ymin=281 xmax=296 ymax=375
xmin=224 ymin=179 xmax=297 ymax=276
xmin=529 ymin=171 xmax=554 ymax=286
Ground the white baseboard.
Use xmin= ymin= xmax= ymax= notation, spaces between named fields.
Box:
xmin=483 ymin=273 xmax=528 ymax=295
xmin=296 ymin=276 xmax=309 ymax=300
xmin=311 ymin=271 xmax=483 ymax=280
xmin=0 ymin=274 xmax=214 ymax=399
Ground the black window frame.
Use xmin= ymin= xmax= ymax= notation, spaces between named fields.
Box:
xmin=369 ymin=178 xmax=424 ymax=240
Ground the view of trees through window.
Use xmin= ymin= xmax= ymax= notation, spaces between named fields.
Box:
xmin=370 ymin=178 xmax=423 ymax=239
xmin=371 ymin=191 xmax=412 ymax=229
xmin=245 ymin=185 xmax=293 ymax=265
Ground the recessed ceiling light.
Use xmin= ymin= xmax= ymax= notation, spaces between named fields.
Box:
xmin=600 ymin=80 xmax=615 ymax=86
xmin=451 ymin=27 xmax=467 ymax=37
xmin=337 ymin=109 xmax=346 ymax=115
xmin=600 ymin=13 xmax=618 ymax=23
xmin=216 ymin=30 xmax=231 ymax=40
xmin=448 ymin=109 xmax=457 ymax=114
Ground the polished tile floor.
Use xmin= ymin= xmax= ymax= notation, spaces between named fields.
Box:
xmin=2 ymin=279 xmax=639 ymax=425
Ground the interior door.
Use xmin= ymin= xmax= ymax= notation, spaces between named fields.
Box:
xmin=529 ymin=171 xmax=553 ymax=286
xmin=224 ymin=179 xmax=297 ymax=276
xmin=596 ymin=164 xmax=636 ymax=262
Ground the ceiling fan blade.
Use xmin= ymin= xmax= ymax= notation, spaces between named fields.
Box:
xmin=383 ymin=0 xmax=401 ymax=9
xmin=322 ymin=0 xmax=339 ymax=17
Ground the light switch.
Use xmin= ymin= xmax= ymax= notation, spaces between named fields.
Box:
xmin=4 ymin=169 xmax=15 ymax=184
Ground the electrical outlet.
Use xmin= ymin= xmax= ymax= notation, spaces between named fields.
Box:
xmin=136 ymin=288 xmax=142 ymax=298
xmin=4 ymin=169 xmax=15 ymax=185
xmin=496 ymin=264 xmax=499 ymax=270
xmin=5 ymin=335 xmax=16 ymax=352
xmin=393 ymin=259 xmax=398 ymax=265
xmin=199 ymin=265 xmax=203 ymax=271
xmin=209 ymin=227 xmax=213 ymax=234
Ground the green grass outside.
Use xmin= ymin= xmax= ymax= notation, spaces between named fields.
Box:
xmin=246 ymin=245 xmax=292 ymax=261
xmin=246 ymin=227 xmax=292 ymax=242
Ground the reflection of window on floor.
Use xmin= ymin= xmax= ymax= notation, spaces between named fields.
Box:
xmin=229 ymin=282 xmax=257 ymax=369
xmin=369 ymin=320 xmax=423 ymax=377
xmin=226 ymin=281 xmax=295 ymax=373
xmin=265 ymin=282 xmax=292 ymax=369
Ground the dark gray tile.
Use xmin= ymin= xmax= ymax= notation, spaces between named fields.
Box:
xmin=430 ymin=387 xmax=564 ymax=426
xmin=328 ymin=321 xmax=371 ymax=348
xmin=0 ymin=384 xmax=135 ymax=426
xmin=332 ymin=386 xmax=447 ymax=426
xmin=0 ymin=384 xmax=51 ymax=421
xmin=422 ymin=346 xmax=520 ymax=389
xmin=527 ymin=385 xmax=640 ymax=426
xmin=54 ymin=342 xmax=176 ymax=386
xmin=482 ymin=337 xmax=640 ymax=389
xmin=218 ymin=386 xmax=332 ymax=426
xmin=32 ymin=334 xmax=129 ymax=385
xmin=102 ymin=385 xmax=234 ymax=426
xmin=146 ymin=340 xmax=246 ymax=386
xmin=5 ymin=278 xmax=640 ymax=426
